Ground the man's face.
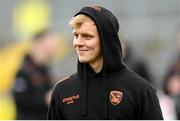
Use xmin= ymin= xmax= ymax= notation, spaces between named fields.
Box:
xmin=73 ymin=18 xmax=102 ymax=64
xmin=32 ymin=33 xmax=60 ymax=64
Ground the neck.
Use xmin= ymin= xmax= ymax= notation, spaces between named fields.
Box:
xmin=89 ymin=57 xmax=103 ymax=73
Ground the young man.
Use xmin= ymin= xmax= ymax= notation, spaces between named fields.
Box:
xmin=48 ymin=6 xmax=163 ymax=119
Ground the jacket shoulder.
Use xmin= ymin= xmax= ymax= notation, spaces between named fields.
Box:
xmin=52 ymin=73 xmax=79 ymax=92
xmin=121 ymin=68 xmax=154 ymax=91
xmin=55 ymin=73 xmax=79 ymax=87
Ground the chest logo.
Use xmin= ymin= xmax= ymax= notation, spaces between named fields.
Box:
xmin=62 ymin=94 xmax=80 ymax=105
xmin=110 ymin=90 xmax=123 ymax=105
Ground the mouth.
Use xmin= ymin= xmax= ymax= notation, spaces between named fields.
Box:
xmin=77 ymin=48 xmax=89 ymax=51
xmin=77 ymin=49 xmax=89 ymax=55
xmin=77 ymin=50 xmax=88 ymax=54
xmin=78 ymin=49 xmax=88 ymax=51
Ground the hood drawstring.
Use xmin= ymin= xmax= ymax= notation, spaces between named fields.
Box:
xmin=81 ymin=64 xmax=88 ymax=116
xmin=103 ymin=69 xmax=108 ymax=119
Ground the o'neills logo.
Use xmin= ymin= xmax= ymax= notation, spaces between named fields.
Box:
xmin=110 ymin=90 xmax=123 ymax=105
xmin=91 ymin=5 xmax=101 ymax=12
xmin=62 ymin=94 xmax=80 ymax=105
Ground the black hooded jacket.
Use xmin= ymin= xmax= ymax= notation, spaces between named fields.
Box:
xmin=48 ymin=6 xmax=163 ymax=120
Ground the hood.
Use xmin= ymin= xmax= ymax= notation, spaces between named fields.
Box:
xmin=76 ymin=6 xmax=125 ymax=78
xmin=74 ymin=5 xmax=126 ymax=119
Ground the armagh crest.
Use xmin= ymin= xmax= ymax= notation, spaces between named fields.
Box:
xmin=110 ymin=90 xmax=123 ymax=105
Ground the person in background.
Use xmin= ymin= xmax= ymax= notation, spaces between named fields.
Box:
xmin=159 ymin=26 xmax=180 ymax=120
xmin=160 ymin=61 xmax=180 ymax=119
xmin=48 ymin=5 xmax=163 ymax=119
xmin=122 ymin=41 xmax=152 ymax=83
xmin=12 ymin=30 xmax=59 ymax=119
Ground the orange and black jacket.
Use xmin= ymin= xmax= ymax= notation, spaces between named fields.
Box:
xmin=47 ymin=6 xmax=163 ymax=120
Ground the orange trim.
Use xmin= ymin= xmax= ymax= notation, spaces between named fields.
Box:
xmin=62 ymin=94 xmax=80 ymax=105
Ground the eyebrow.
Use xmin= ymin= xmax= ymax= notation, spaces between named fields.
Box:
xmin=73 ymin=31 xmax=94 ymax=37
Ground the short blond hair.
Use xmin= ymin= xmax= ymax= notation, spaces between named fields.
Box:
xmin=69 ymin=14 xmax=93 ymax=29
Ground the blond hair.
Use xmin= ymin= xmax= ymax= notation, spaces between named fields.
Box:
xmin=69 ymin=14 xmax=93 ymax=29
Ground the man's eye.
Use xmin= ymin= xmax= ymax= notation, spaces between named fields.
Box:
xmin=85 ymin=35 xmax=93 ymax=39
xmin=74 ymin=34 xmax=78 ymax=38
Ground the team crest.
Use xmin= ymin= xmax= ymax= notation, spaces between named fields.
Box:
xmin=110 ymin=90 xmax=123 ymax=105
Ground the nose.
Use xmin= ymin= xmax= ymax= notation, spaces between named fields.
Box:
xmin=73 ymin=35 xmax=84 ymax=47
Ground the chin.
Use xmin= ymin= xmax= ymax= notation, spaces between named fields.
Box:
xmin=78 ymin=58 xmax=90 ymax=63
xmin=79 ymin=60 xmax=88 ymax=63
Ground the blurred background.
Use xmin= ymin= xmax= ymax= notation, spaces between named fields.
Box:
xmin=1 ymin=0 xmax=180 ymax=120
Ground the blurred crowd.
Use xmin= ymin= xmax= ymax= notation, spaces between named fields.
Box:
xmin=1 ymin=0 xmax=180 ymax=120
xmin=0 ymin=29 xmax=70 ymax=119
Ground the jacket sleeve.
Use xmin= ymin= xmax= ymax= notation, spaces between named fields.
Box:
xmin=47 ymin=86 xmax=64 ymax=119
xmin=140 ymin=86 xmax=164 ymax=120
